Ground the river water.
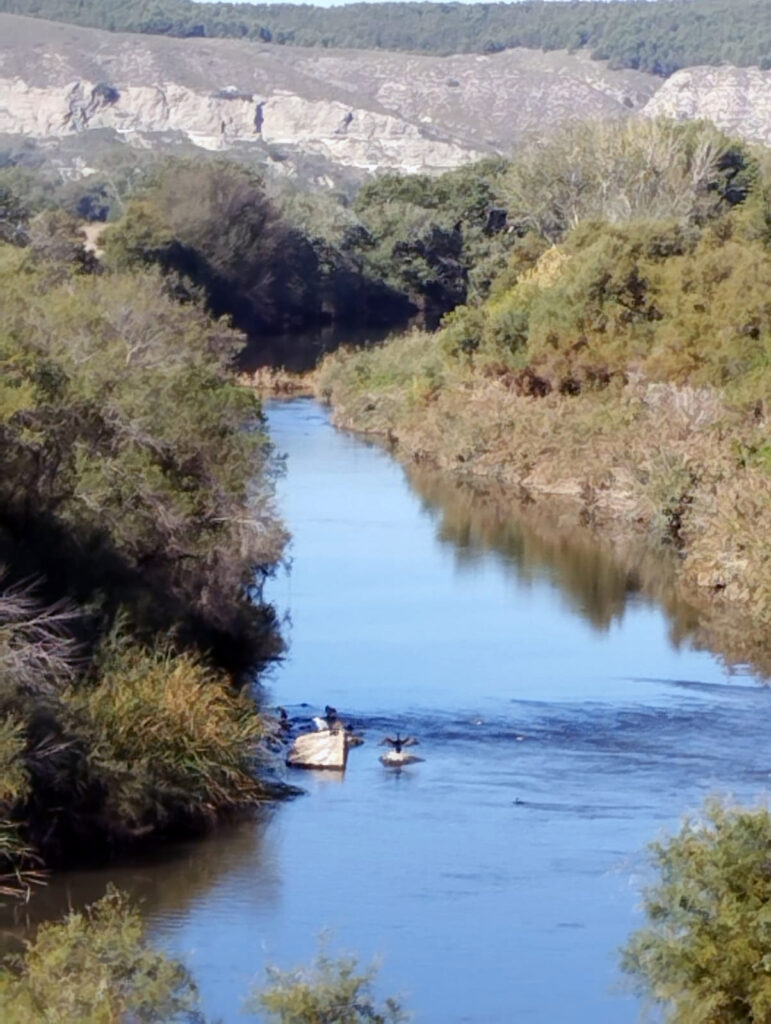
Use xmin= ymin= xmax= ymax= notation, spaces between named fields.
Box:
xmin=10 ymin=398 xmax=770 ymax=1022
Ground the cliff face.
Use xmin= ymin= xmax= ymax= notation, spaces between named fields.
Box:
xmin=643 ymin=66 xmax=771 ymax=146
xmin=0 ymin=13 xmax=656 ymax=173
xmin=0 ymin=14 xmax=767 ymax=177
xmin=0 ymin=77 xmax=475 ymax=170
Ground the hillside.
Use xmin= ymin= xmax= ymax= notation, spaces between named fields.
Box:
xmin=0 ymin=0 xmax=768 ymax=76
xmin=1 ymin=11 xmax=770 ymax=185
xmin=0 ymin=13 xmax=659 ymax=174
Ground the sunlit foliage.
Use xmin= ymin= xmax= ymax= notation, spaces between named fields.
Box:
xmin=498 ymin=119 xmax=756 ymax=242
xmin=0 ymin=887 xmax=200 ymax=1023
xmin=250 ymin=948 xmax=408 ymax=1024
xmin=622 ymin=800 xmax=771 ymax=1024
xmin=62 ymin=632 xmax=271 ymax=838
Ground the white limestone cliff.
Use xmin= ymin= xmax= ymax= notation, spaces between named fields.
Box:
xmin=642 ymin=66 xmax=771 ymax=146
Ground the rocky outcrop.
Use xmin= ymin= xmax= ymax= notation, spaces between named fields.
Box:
xmin=0 ymin=13 xmax=767 ymax=175
xmin=0 ymin=12 xmax=657 ymax=173
xmin=0 ymin=75 xmax=477 ymax=169
xmin=643 ymin=66 xmax=771 ymax=146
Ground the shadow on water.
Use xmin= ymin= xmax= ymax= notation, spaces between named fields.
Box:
xmin=0 ymin=807 xmax=281 ymax=949
xmin=238 ymin=323 xmax=401 ymax=374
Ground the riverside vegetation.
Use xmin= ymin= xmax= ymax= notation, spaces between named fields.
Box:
xmin=0 ymin=887 xmax=407 ymax=1022
xmin=318 ymin=118 xmax=771 ymax=676
xmin=0 ymin=192 xmax=288 ymax=899
xmin=1 ymin=105 xmax=770 ymax=1021
xmin=0 ymin=146 xmax=515 ymax=894
xmin=1 ymin=800 xmax=768 ymax=1023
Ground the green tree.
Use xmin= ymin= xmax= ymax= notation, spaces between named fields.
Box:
xmin=622 ymin=800 xmax=771 ymax=1024
xmin=104 ymin=160 xmax=323 ymax=334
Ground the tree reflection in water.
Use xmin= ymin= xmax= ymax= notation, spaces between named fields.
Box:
xmin=404 ymin=464 xmax=725 ymax=661
xmin=1 ymin=806 xmax=282 ymax=948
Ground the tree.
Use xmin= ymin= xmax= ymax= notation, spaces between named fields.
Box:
xmin=621 ymin=800 xmax=771 ymax=1024
xmin=104 ymin=160 xmax=323 ymax=334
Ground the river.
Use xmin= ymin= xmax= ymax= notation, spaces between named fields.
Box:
xmin=8 ymin=398 xmax=770 ymax=1022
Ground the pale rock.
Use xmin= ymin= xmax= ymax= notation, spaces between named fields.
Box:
xmin=643 ymin=66 xmax=771 ymax=146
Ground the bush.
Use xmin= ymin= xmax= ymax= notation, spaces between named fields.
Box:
xmin=621 ymin=800 xmax=771 ymax=1024
xmin=0 ymin=244 xmax=285 ymax=668
xmin=0 ymin=886 xmax=199 ymax=1022
xmin=250 ymin=948 xmax=408 ymax=1024
xmin=498 ymin=120 xmax=756 ymax=242
xmin=62 ymin=635 xmax=270 ymax=837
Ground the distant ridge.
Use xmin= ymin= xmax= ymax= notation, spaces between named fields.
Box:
xmin=0 ymin=0 xmax=768 ymax=77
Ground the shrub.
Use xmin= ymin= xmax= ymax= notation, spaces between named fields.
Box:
xmin=0 ymin=886 xmax=199 ymax=1022
xmin=621 ymin=800 xmax=771 ymax=1024
xmin=498 ymin=120 xmax=755 ymax=242
xmin=62 ymin=635 xmax=270 ymax=837
xmin=250 ymin=948 xmax=408 ymax=1024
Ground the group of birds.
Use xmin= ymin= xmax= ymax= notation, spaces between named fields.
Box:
xmin=278 ymin=705 xmax=424 ymax=768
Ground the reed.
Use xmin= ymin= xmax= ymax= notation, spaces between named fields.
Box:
xmin=63 ymin=635 xmax=273 ymax=838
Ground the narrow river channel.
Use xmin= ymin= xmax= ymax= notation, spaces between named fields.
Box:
xmin=13 ymin=398 xmax=770 ymax=1023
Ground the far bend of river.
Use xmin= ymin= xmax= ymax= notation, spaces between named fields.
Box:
xmin=13 ymin=398 xmax=770 ymax=1022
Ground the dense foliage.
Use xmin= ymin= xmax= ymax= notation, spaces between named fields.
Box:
xmin=0 ymin=887 xmax=407 ymax=1023
xmin=0 ymin=238 xmax=283 ymax=663
xmin=0 ymin=199 xmax=287 ymax=889
xmin=317 ymin=119 xmax=771 ymax=673
xmin=0 ymin=0 xmax=768 ymax=75
xmin=102 ymin=157 xmax=513 ymax=339
xmin=103 ymin=160 xmax=414 ymax=336
xmin=622 ymin=801 xmax=771 ymax=1024
xmin=0 ymin=887 xmax=199 ymax=1023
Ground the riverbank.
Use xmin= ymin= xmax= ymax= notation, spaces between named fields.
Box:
xmin=0 ymin=229 xmax=290 ymax=897
xmin=11 ymin=396 xmax=767 ymax=1024
xmin=316 ymin=331 xmax=770 ymax=677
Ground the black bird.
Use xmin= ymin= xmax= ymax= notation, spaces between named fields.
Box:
xmin=379 ymin=734 xmax=423 ymax=766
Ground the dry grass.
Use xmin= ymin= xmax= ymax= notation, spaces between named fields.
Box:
xmin=239 ymin=367 xmax=315 ymax=398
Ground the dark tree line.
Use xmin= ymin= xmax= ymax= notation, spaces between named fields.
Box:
xmin=0 ymin=0 xmax=769 ymax=76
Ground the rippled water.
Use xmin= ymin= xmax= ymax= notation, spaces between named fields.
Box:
xmin=10 ymin=398 xmax=769 ymax=1023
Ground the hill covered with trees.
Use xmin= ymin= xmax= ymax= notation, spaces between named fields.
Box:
xmin=0 ymin=0 xmax=768 ymax=76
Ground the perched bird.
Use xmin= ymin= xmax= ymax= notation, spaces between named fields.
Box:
xmin=312 ymin=705 xmax=340 ymax=731
xmin=277 ymin=708 xmax=291 ymax=731
xmin=379 ymin=734 xmax=423 ymax=767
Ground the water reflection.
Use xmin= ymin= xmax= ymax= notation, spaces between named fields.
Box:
xmin=0 ymin=808 xmax=281 ymax=947
xmin=405 ymin=464 xmax=710 ymax=654
xmin=238 ymin=323 xmax=398 ymax=373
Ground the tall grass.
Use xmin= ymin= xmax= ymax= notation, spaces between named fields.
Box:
xmin=64 ymin=634 xmax=272 ymax=838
